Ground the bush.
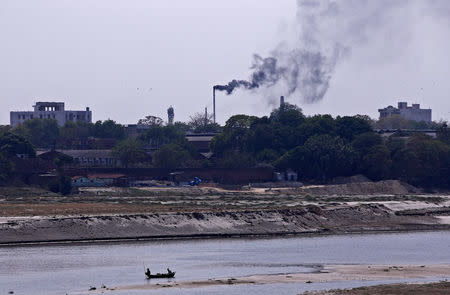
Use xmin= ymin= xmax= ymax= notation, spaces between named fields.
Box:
xmin=48 ymin=176 xmax=72 ymax=195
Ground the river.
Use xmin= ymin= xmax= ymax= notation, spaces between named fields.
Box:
xmin=1 ymin=231 xmax=450 ymax=295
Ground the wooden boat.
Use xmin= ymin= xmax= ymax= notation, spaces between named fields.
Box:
xmin=145 ymin=270 xmax=175 ymax=279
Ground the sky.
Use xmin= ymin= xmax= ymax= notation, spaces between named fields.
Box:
xmin=1 ymin=0 xmax=449 ymax=125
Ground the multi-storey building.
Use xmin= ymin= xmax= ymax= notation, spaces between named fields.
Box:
xmin=378 ymin=101 xmax=431 ymax=122
xmin=10 ymin=102 xmax=92 ymax=127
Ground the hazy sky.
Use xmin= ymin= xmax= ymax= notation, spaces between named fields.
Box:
xmin=1 ymin=0 xmax=449 ymax=125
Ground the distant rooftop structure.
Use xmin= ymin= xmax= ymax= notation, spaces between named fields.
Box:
xmin=10 ymin=102 xmax=92 ymax=127
xmin=167 ymin=106 xmax=174 ymax=125
xmin=378 ymin=101 xmax=431 ymax=122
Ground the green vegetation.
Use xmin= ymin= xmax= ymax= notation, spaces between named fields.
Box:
xmin=187 ymin=112 xmax=221 ymax=133
xmin=4 ymin=103 xmax=450 ymax=189
xmin=0 ymin=131 xmax=35 ymax=185
xmin=48 ymin=176 xmax=72 ymax=195
xmin=10 ymin=119 xmax=125 ymax=149
xmin=111 ymin=138 xmax=147 ymax=168
xmin=13 ymin=118 xmax=60 ymax=149
xmin=210 ymin=104 xmax=449 ymax=188
xmin=152 ymin=143 xmax=194 ymax=168
xmin=375 ymin=114 xmax=439 ymax=130
xmin=0 ymin=132 xmax=35 ymax=157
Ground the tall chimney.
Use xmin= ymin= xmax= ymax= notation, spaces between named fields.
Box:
xmin=280 ymin=96 xmax=285 ymax=107
xmin=213 ymin=86 xmax=216 ymax=124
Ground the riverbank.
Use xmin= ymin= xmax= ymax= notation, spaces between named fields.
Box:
xmin=302 ymin=281 xmax=450 ymax=295
xmin=82 ymin=264 xmax=450 ymax=293
xmin=1 ymin=182 xmax=450 ymax=245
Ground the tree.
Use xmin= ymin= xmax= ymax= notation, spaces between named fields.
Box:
xmin=152 ymin=144 xmax=193 ymax=168
xmin=269 ymin=103 xmax=305 ymax=127
xmin=111 ymin=138 xmax=147 ymax=168
xmin=352 ymin=132 xmax=383 ymax=156
xmin=58 ymin=121 xmax=91 ymax=149
xmin=49 ymin=176 xmax=72 ymax=195
xmin=137 ymin=115 xmax=164 ymax=126
xmin=173 ymin=122 xmax=191 ymax=133
xmin=275 ymin=134 xmax=357 ymax=180
xmin=295 ymin=114 xmax=336 ymax=145
xmin=0 ymin=152 xmax=12 ymax=185
xmin=92 ymin=120 xmax=125 ymax=139
xmin=138 ymin=125 xmax=187 ymax=150
xmin=437 ymin=122 xmax=450 ymax=145
xmin=255 ymin=149 xmax=279 ymax=164
xmin=361 ymin=144 xmax=392 ymax=180
xmin=0 ymin=125 xmax=11 ymax=135
xmin=374 ymin=115 xmax=433 ymax=130
xmin=215 ymin=151 xmax=256 ymax=169
xmin=13 ymin=118 xmax=59 ymax=148
xmin=188 ymin=112 xmax=221 ymax=133
xmin=386 ymin=137 xmax=406 ymax=156
xmin=335 ymin=115 xmax=373 ymax=141
xmin=0 ymin=132 xmax=35 ymax=157
xmin=390 ymin=134 xmax=450 ymax=188
xmin=224 ymin=114 xmax=258 ymax=130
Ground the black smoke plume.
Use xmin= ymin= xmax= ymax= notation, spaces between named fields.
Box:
xmin=214 ymin=48 xmax=342 ymax=103
xmin=215 ymin=0 xmax=450 ymax=103
xmin=214 ymin=55 xmax=285 ymax=95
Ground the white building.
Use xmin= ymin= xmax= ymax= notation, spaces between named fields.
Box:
xmin=378 ymin=101 xmax=432 ymax=122
xmin=10 ymin=102 xmax=92 ymax=127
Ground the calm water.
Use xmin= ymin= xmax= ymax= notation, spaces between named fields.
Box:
xmin=1 ymin=231 xmax=449 ymax=295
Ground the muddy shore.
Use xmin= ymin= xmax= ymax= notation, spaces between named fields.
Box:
xmin=78 ymin=264 xmax=450 ymax=293
xmin=302 ymin=281 xmax=450 ymax=295
xmin=1 ymin=181 xmax=450 ymax=245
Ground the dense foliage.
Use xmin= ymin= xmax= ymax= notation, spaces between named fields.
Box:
xmin=210 ymin=104 xmax=450 ymax=188
xmin=0 ymin=131 xmax=35 ymax=185
xmin=10 ymin=119 xmax=126 ymax=149
xmin=111 ymin=138 xmax=148 ymax=168
xmin=4 ymin=104 xmax=450 ymax=189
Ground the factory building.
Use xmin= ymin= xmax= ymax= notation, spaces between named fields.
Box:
xmin=10 ymin=102 xmax=92 ymax=127
xmin=378 ymin=101 xmax=431 ymax=122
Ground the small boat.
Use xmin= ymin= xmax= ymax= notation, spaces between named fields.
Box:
xmin=145 ymin=269 xmax=175 ymax=279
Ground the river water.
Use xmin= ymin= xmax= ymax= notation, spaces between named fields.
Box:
xmin=1 ymin=231 xmax=450 ymax=295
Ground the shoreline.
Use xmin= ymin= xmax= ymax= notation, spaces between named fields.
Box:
xmin=2 ymin=185 xmax=449 ymax=247
xmin=1 ymin=225 xmax=449 ymax=247
xmin=80 ymin=264 xmax=450 ymax=293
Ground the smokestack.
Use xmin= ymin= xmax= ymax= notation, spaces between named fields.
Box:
xmin=280 ymin=96 xmax=285 ymax=107
xmin=213 ymin=86 xmax=216 ymax=124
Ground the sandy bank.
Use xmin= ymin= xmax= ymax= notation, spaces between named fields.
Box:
xmin=302 ymin=281 xmax=450 ymax=295
xmin=82 ymin=264 xmax=450 ymax=293
xmin=1 ymin=203 xmax=448 ymax=245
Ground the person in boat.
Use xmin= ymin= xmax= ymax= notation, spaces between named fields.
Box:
xmin=145 ymin=268 xmax=151 ymax=277
xmin=167 ymin=268 xmax=172 ymax=273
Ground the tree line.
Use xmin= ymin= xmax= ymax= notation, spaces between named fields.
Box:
xmin=1 ymin=105 xmax=449 ymax=189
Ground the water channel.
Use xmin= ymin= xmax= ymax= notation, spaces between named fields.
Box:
xmin=1 ymin=231 xmax=449 ymax=295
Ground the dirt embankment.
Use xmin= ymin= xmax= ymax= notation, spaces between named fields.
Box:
xmin=291 ymin=180 xmax=422 ymax=195
xmin=0 ymin=182 xmax=449 ymax=244
xmin=1 ymin=203 xmax=447 ymax=244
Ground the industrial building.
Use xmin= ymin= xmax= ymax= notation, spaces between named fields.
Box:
xmin=10 ymin=102 xmax=92 ymax=127
xmin=378 ymin=101 xmax=431 ymax=122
